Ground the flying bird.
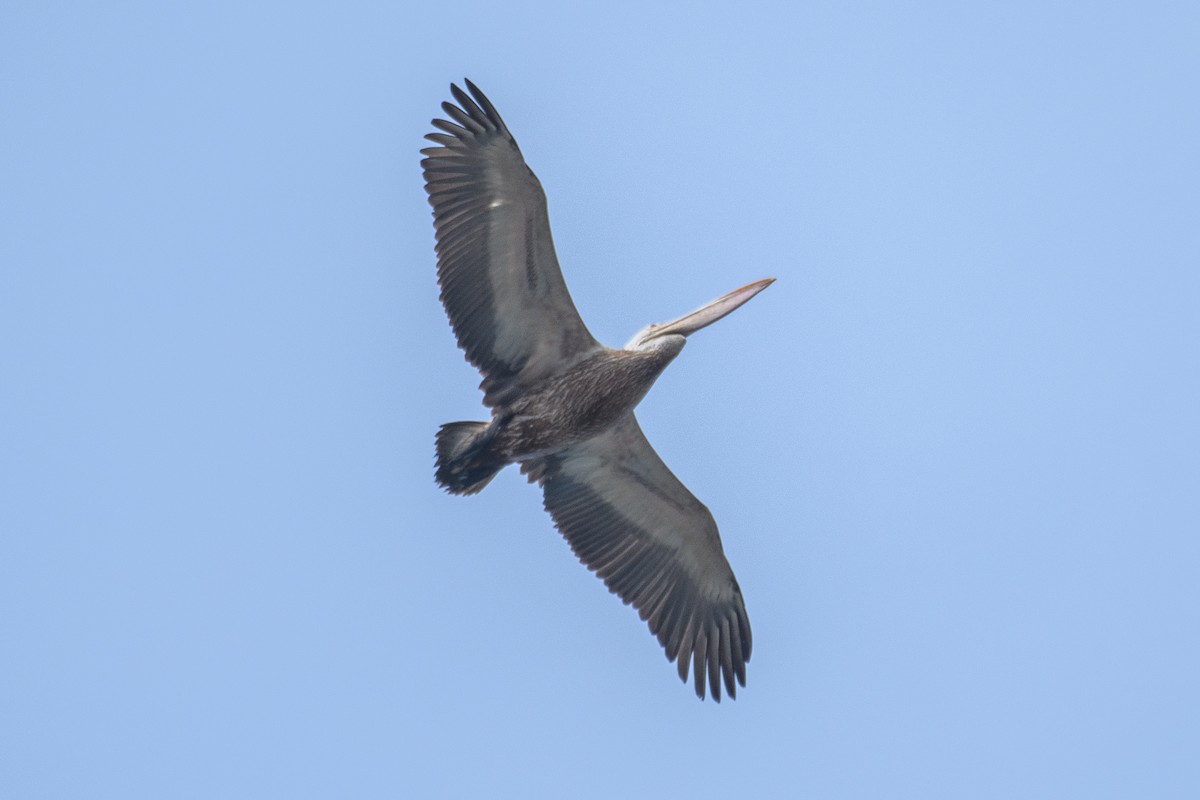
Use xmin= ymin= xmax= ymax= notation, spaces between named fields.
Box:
xmin=422 ymin=80 xmax=773 ymax=701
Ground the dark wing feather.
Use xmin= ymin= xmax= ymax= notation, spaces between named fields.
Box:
xmin=422 ymin=80 xmax=601 ymax=407
xmin=522 ymin=414 xmax=751 ymax=701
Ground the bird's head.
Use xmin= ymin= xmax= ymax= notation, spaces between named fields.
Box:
xmin=625 ymin=278 xmax=775 ymax=352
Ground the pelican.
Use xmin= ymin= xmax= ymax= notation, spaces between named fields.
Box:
xmin=422 ymin=80 xmax=774 ymax=701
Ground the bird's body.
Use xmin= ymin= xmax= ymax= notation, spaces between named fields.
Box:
xmin=437 ymin=345 xmax=678 ymax=492
xmin=422 ymin=80 xmax=773 ymax=701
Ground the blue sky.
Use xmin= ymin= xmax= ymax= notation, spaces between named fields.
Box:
xmin=2 ymin=1 xmax=1197 ymax=797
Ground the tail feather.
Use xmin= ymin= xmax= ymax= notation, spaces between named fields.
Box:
xmin=435 ymin=421 xmax=506 ymax=495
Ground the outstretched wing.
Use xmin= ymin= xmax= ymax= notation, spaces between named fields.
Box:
xmin=422 ymin=81 xmax=601 ymax=408
xmin=523 ymin=414 xmax=752 ymax=701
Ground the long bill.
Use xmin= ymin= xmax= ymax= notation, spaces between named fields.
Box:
xmin=652 ymin=277 xmax=775 ymax=338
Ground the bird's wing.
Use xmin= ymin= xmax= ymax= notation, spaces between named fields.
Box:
xmin=422 ymin=81 xmax=601 ymax=408
xmin=522 ymin=414 xmax=751 ymax=701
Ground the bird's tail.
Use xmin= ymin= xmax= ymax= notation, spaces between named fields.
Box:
xmin=435 ymin=421 xmax=507 ymax=495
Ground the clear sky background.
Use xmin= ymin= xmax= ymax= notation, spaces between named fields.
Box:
xmin=2 ymin=2 xmax=1197 ymax=797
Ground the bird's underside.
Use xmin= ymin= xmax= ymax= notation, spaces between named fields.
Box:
xmin=422 ymin=79 xmax=768 ymax=701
